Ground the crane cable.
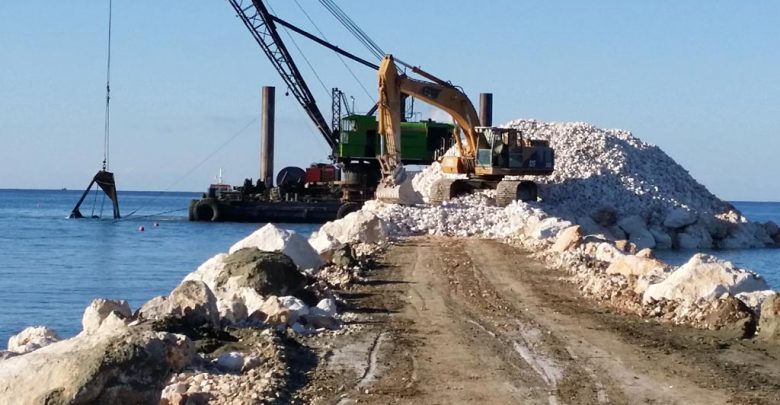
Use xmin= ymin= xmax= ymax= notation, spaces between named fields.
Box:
xmin=265 ymin=1 xmax=330 ymax=100
xmin=318 ymin=0 xmax=385 ymax=61
xmin=292 ymin=0 xmax=375 ymax=104
xmin=118 ymin=116 xmax=259 ymax=221
xmin=102 ymin=0 xmax=112 ymax=171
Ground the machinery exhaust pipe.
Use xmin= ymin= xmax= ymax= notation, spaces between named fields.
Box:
xmin=479 ymin=92 xmax=493 ymax=127
xmin=261 ymin=86 xmax=275 ymax=187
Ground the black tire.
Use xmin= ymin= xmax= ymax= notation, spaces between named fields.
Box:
xmin=195 ymin=200 xmax=220 ymax=222
xmin=337 ymin=202 xmax=361 ymax=219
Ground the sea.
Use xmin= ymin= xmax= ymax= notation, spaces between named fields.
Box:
xmin=1 ymin=190 xmax=779 ymax=346
xmin=0 ymin=189 xmax=318 ymax=346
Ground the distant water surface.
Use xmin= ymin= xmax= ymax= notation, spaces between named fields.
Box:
xmin=0 ymin=189 xmax=317 ymax=345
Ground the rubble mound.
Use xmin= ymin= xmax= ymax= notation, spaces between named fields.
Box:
xmin=505 ymin=119 xmax=731 ymax=218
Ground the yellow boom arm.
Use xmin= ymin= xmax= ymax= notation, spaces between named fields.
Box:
xmin=377 ymin=55 xmax=482 ymax=176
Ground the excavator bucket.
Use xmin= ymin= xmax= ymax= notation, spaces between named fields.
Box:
xmin=374 ymin=167 xmax=423 ymax=205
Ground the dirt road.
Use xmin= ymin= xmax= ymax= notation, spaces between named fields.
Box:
xmin=296 ymin=237 xmax=780 ymax=404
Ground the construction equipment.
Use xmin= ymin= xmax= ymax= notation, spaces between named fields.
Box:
xmin=226 ymin=0 xmax=455 ymax=208
xmin=374 ymin=55 xmax=554 ymax=206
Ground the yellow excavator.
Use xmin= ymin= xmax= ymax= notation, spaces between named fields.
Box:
xmin=375 ymin=55 xmax=554 ymax=206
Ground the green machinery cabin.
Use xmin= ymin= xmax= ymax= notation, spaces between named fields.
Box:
xmin=337 ymin=114 xmax=455 ymax=164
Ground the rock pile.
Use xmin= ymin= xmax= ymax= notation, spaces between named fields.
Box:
xmin=389 ymin=119 xmax=780 ymax=250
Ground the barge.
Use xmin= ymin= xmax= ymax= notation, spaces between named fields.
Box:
xmin=188 ymin=167 xmax=363 ymax=223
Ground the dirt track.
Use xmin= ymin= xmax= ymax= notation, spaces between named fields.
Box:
xmin=295 ymin=237 xmax=780 ymax=404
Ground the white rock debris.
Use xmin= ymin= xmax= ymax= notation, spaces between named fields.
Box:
xmin=7 ymin=326 xmax=60 ymax=354
xmin=230 ymin=223 xmax=323 ymax=271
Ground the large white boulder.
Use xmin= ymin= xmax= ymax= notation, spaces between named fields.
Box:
xmin=551 ymin=225 xmax=582 ymax=252
xmin=0 ymin=329 xmax=194 ymax=404
xmin=617 ymin=215 xmax=656 ymax=250
xmin=319 ymin=210 xmax=388 ymax=244
xmin=605 ymin=255 xmax=667 ymax=277
xmin=649 ymin=227 xmax=673 ymax=250
xmin=7 ymin=326 xmax=60 ymax=354
xmin=183 ymin=253 xmax=228 ymax=292
xmin=81 ymin=298 xmax=132 ymax=335
xmin=529 ymin=217 xmax=573 ymax=240
xmin=663 ymin=208 xmax=697 ymax=228
xmin=643 ymin=253 xmax=769 ymax=304
xmin=576 ymin=216 xmax=616 ymax=240
xmin=677 ymin=223 xmax=713 ymax=250
xmin=138 ymin=280 xmax=221 ymax=331
xmin=594 ymin=242 xmax=626 ymax=263
xmin=230 ymin=224 xmax=323 ymax=270
xmin=279 ymin=296 xmax=309 ymax=325
xmin=308 ymin=230 xmax=344 ymax=263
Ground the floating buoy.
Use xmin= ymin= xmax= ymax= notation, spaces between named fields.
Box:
xmin=138 ymin=226 xmax=145 ymax=232
xmin=153 ymin=223 xmax=159 ymax=227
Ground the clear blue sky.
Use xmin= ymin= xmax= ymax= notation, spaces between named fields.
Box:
xmin=1 ymin=1 xmax=778 ymax=200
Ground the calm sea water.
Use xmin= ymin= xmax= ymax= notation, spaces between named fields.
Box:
xmin=0 ymin=189 xmax=318 ymax=346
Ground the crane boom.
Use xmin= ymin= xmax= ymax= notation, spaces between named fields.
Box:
xmin=227 ymin=0 xmax=336 ymax=147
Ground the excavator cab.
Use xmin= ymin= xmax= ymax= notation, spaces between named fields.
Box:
xmin=475 ymin=127 xmax=554 ymax=175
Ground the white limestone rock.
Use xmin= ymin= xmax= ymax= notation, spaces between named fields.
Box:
xmin=308 ymin=230 xmax=344 ymax=263
xmin=605 ymin=255 xmax=668 ymax=278
xmin=663 ymin=208 xmax=697 ymax=228
xmin=649 ymin=227 xmax=673 ymax=250
xmin=319 ymin=210 xmax=388 ymax=244
xmin=312 ymin=298 xmax=337 ymax=318
xmin=229 ymin=224 xmax=323 ymax=271
xmin=678 ymin=223 xmax=713 ymax=250
xmin=185 ymin=252 xmax=227 ymax=287
xmin=529 ymin=217 xmax=573 ymax=240
xmin=735 ymin=290 xmax=776 ymax=316
xmin=7 ymin=326 xmax=60 ymax=354
xmin=551 ymin=225 xmax=583 ymax=252
xmin=576 ymin=216 xmax=615 ymax=240
xmin=81 ymin=298 xmax=132 ymax=335
xmin=279 ymin=296 xmax=309 ymax=325
xmin=594 ymin=242 xmax=626 ymax=263
xmin=643 ymin=253 xmax=769 ymax=304
xmin=617 ymin=215 xmax=656 ymax=250
xmin=215 ymin=351 xmax=245 ymax=372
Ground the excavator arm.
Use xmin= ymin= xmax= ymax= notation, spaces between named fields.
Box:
xmin=377 ymin=55 xmax=481 ymax=179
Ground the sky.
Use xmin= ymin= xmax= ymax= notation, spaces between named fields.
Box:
xmin=0 ymin=1 xmax=778 ymax=201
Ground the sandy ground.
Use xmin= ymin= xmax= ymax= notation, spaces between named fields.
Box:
xmin=292 ymin=237 xmax=780 ymax=404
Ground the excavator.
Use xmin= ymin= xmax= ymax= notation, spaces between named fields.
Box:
xmin=375 ymin=55 xmax=555 ymax=206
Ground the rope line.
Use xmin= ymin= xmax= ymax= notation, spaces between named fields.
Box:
xmin=102 ymin=0 xmax=112 ymax=171
xmin=117 ymin=116 xmax=259 ymax=221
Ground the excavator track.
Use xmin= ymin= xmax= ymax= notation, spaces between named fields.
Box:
xmin=429 ymin=178 xmax=473 ymax=205
xmin=495 ymin=180 xmax=538 ymax=207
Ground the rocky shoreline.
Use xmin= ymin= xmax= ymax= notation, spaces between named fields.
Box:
xmin=3 ymin=119 xmax=780 ymax=403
